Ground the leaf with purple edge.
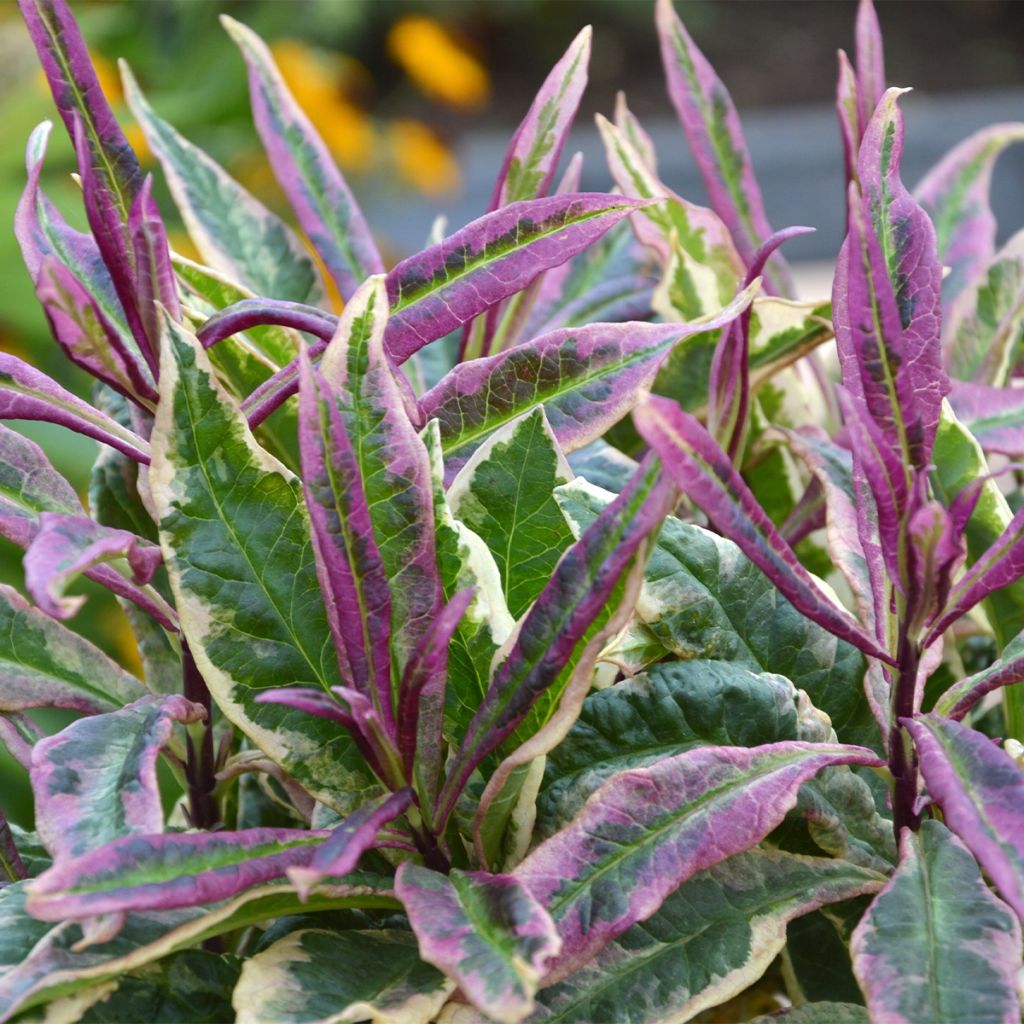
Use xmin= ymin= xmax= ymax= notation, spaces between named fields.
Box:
xmin=129 ymin=175 xmax=181 ymax=357
xmin=836 ymin=50 xmax=860 ymax=187
xmin=528 ymin=850 xmax=884 ymax=1024
xmin=655 ymin=0 xmax=793 ymax=296
xmin=915 ymin=122 xmax=1024 ymax=306
xmin=23 ymin=512 xmax=164 ymax=623
xmin=515 ymin=740 xmax=881 ymax=983
xmin=851 ymin=819 xmax=1022 ymax=1024
xmin=934 ymin=627 xmax=1024 ymax=720
xmin=0 ymin=583 xmax=144 ymax=717
xmin=0 ymin=354 xmax=151 ymax=464
xmin=121 ymin=63 xmax=323 ymax=305
xmin=435 ymin=455 xmax=675 ymax=830
xmin=906 ymin=715 xmax=1024 ymax=922
xmin=397 ymin=864 xmax=561 ymax=1024
xmin=854 ymin=0 xmax=885 ymax=135
xmin=221 ymin=15 xmax=383 ymax=299
xmin=633 ymin=394 xmax=890 ymax=664
xmin=421 ymin=282 xmax=756 ymax=477
xmin=30 ymin=694 xmax=203 ymax=863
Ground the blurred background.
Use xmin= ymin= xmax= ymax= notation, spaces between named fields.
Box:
xmin=1 ymin=0 xmax=1023 ymax=823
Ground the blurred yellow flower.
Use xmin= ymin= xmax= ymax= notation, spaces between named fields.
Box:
xmin=123 ymin=122 xmax=152 ymax=165
xmin=271 ymin=39 xmax=376 ymax=172
xmin=387 ymin=16 xmax=489 ymax=111
xmin=389 ymin=119 xmax=461 ymax=197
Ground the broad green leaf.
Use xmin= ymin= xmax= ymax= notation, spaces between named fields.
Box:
xmin=515 ymin=741 xmax=880 ymax=980
xmin=554 ymin=479 xmax=876 ymax=748
xmin=233 ymin=928 xmax=451 ymax=1024
xmin=0 ymin=875 xmax=397 ymax=1020
xmin=396 ymin=865 xmax=560 ymax=1024
xmin=750 ymin=1004 xmax=868 ymax=1023
xmin=0 ymin=584 xmax=144 ymax=716
xmin=449 ymin=408 xmax=574 ymax=620
xmin=851 ymin=820 xmax=1022 ymax=1024
xmin=536 ymin=659 xmax=800 ymax=837
xmin=150 ymin=311 xmax=376 ymax=814
xmin=121 ymin=64 xmax=322 ymax=305
xmin=528 ymin=851 xmax=882 ymax=1024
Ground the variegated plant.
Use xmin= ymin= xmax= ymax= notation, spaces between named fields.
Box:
xmin=1 ymin=0 xmax=1022 ymax=1021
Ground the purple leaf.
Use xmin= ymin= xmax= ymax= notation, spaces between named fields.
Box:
xmin=198 ymin=298 xmax=337 ymax=353
xmin=222 ymin=16 xmax=383 ymax=298
xmin=0 ymin=811 xmax=26 ymax=885
xmin=633 ymin=394 xmax=891 ymax=664
xmin=386 ymin=194 xmax=650 ymax=362
xmin=948 ymin=381 xmax=1024 ymax=457
xmin=836 ymin=50 xmax=860 ymax=186
xmin=396 ymin=864 xmax=561 ymax=1024
xmin=25 ymin=827 xmax=333 ymax=922
xmin=656 ymin=0 xmax=793 ymax=296
xmin=915 ymin=123 xmax=1024 ymax=306
xmin=0 ymin=354 xmax=150 ymax=464
xmin=934 ymin=629 xmax=1024 ymax=720
xmin=906 ymin=715 xmax=1024 ymax=922
xmin=23 ymin=513 xmax=163 ymax=622
xmin=31 ymin=695 xmax=204 ymax=863
xmin=422 ymin=283 xmax=756 ymax=477
xmin=397 ymin=589 xmax=473 ymax=808
xmin=854 ymin=0 xmax=885 ymax=134
xmin=0 ymin=713 xmax=43 ymax=770
xmin=435 ymin=454 xmax=675 ymax=828
xmin=516 ymin=740 xmax=881 ymax=981
xmin=287 ymin=789 xmax=413 ymax=900
xmin=490 ymin=27 xmax=590 ymax=210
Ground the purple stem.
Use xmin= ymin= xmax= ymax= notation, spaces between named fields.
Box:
xmin=889 ymin=629 xmax=922 ymax=837
xmin=182 ymin=644 xmax=220 ymax=831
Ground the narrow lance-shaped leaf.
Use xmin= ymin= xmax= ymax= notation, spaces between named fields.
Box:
xmin=0 ymin=353 xmax=150 ymax=464
xmin=851 ymin=820 xmax=1022 ymax=1024
xmin=529 ymin=850 xmax=884 ymax=1024
xmin=151 ymin=309 xmax=378 ymax=815
xmin=421 ymin=282 xmax=757 ymax=476
xmin=854 ymin=0 xmax=885 ymax=134
xmin=0 ymin=813 xmax=26 ymax=887
xmin=934 ymin=626 xmax=1024 ymax=720
xmin=222 ymin=15 xmax=383 ymax=298
xmin=23 ymin=512 xmax=166 ymax=625
xmin=906 ymin=715 xmax=1024 ymax=922
xmin=288 ymin=789 xmax=413 ymax=901
xmin=490 ymin=27 xmax=590 ymax=209
xmin=121 ymin=63 xmax=323 ymax=305
xmin=397 ymin=864 xmax=560 ymax=1024
xmin=634 ymin=394 xmax=891 ymax=663
xmin=0 ymin=583 xmax=144 ymax=716
xmin=655 ymin=0 xmax=793 ymax=295
xmin=836 ymin=50 xmax=860 ymax=186
xmin=30 ymin=695 xmax=203 ymax=863
xmin=232 ymin=928 xmax=452 ymax=1024
xmin=319 ymin=275 xmax=442 ymax=679
xmin=435 ymin=455 xmax=675 ymax=828
xmin=915 ymin=122 xmax=1024 ymax=306
xmin=129 ymin=175 xmax=180 ymax=358
xmin=516 ymin=740 xmax=881 ymax=982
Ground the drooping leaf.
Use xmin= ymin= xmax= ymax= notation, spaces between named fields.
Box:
xmin=31 ymin=694 xmax=202 ymax=863
xmin=554 ymin=478 xmax=876 ymax=747
xmin=934 ymin=626 xmax=1024 ymax=720
xmin=435 ymin=455 xmax=674 ymax=828
xmin=121 ymin=63 xmax=323 ymax=305
xmin=397 ymin=864 xmax=560 ymax=1024
xmin=222 ymin=16 xmax=383 ymax=298
xmin=448 ymin=408 xmax=574 ymax=619
xmin=422 ymin=284 xmax=755 ymax=476
xmin=906 ymin=715 xmax=1024 ymax=922
xmin=0 ymin=584 xmax=143 ymax=716
xmin=150 ymin=310 xmax=377 ymax=815
xmin=515 ymin=740 xmax=880 ymax=981
xmin=232 ymin=928 xmax=452 ymax=1024
xmin=0 ymin=354 xmax=150 ymax=464
xmin=536 ymin=659 xmax=800 ymax=837
xmin=851 ymin=820 xmax=1022 ymax=1024
xmin=655 ymin=0 xmax=792 ymax=295
xmin=528 ymin=850 xmax=883 ymax=1024
xmin=915 ymin=123 xmax=1024 ymax=306
xmin=633 ymin=395 xmax=889 ymax=664
xmin=948 ymin=382 xmax=1024 ymax=458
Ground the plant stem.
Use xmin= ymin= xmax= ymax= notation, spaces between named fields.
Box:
xmin=182 ymin=644 xmax=221 ymax=830
xmin=888 ymin=629 xmax=921 ymax=837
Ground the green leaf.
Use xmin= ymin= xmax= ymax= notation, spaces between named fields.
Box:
xmin=233 ymin=928 xmax=452 ymax=1024
xmin=554 ymin=479 xmax=876 ymax=748
xmin=750 ymin=1003 xmax=869 ymax=1023
xmin=851 ymin=820 xmax=1022 ymax=1024
xmin=449 ymin=408 xmax=574 ymax=620
xmin=150 ymin=311 xmax=376 ymax=814
xmin=529 ymin=851 xmax=882 ymax=1024
xmin=536 ymin=659 xmax=800 ymax=837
